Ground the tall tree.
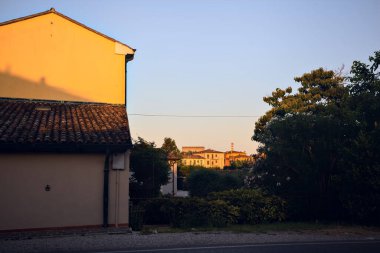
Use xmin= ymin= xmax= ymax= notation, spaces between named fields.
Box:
xmin=130 ymin=137 xmax=170 ymax=200
xmin=252 ymin=68 xmax=351 ymax=220
xmin=161 ymin=137 xmax=181 ymax=158
xmin=253 ymin=68 xmax=347 ymax=138
xmin=339 ymin=51 xmax=380 ymax=223
xmin=251 ymin=52 xmax=380 ymax=224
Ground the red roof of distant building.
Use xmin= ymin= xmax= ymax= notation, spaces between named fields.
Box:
xmin=198 ymin=149 xmax=224 ymax=154
xmin=182 ymin=154 xmax=205 ymax=159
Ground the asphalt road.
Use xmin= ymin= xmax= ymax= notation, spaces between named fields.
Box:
xmin=91 ymin=240 xmax=380 ymax=253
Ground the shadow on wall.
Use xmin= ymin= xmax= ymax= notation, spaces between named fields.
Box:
xmin=0 ymin=71 xmax=86 ymax=102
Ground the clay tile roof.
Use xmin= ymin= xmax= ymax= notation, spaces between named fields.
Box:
xmin=0 ymin=99 xmax=132 ymax=152
xmin=182 ymin=154 xmax=205 ymax=159
xmin=199 ymin=149 xmax=223 ymax=153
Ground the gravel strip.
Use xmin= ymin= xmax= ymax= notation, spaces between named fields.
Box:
xmin=1 ymin=229 xmax=380 ymax=253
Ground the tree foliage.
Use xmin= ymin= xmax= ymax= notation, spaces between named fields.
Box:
xmin=161 ymin=137 xmax=181 ymax=158
xmin=251 ymin=52 xmax=380 ymax=223
xmin=188 ymin=169 xmax=241 ymax=197
xmin=254 ymin=68 xmax=347 ymax=137
xmin=130 ymin=137 xmax=170 ymax=200
xmin=208 ymin=189 xmax=286 ymax=224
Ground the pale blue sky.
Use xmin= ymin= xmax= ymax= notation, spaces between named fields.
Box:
xmin=1 ymin=0 xmax=379 ymax=153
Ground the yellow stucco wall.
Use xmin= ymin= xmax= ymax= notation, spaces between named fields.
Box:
xmin=182 ymin=157 xmax=204 ymax=166
xmin=182 ymin=152 xmax=224 ymax=169
xmin=0 ymin=12 xmax=134 ymax=104
xmin=199 ymin=152 xmax=224 ymax=169
xmin=0 ymin=153 xmax=130 ymax=231
xmin=224 ymin=151 xmax=251 ymax=166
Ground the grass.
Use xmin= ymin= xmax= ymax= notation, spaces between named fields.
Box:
xmin=139 ymin=222 xmax=380 ymax=235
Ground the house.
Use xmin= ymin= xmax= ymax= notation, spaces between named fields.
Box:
xmin=224 ymin=143 xmax=253 ymax=167
xmin=182 ymin=146 xmax=224 ymax=169
xmin=224 ymin=151 xmax=253 ymax=167
xmin=181 ymin=144 xmax=254 ymax=169
xmin=182 ymin=153 xmax=205 ymax=166
xmin=0 ymin=8 xmax=135 ymax=231
xmin=198 ymin=149 xmax=225 ymax=169
xmin=182 ymin=146 xmax=205 ymax=153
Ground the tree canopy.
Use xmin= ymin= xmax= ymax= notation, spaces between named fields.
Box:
xmin=251 ymin=51 xmax=380 ymax=224
xmin=253 ymin=68 xmax=347 ymax=138
xmin=130 ymin=137 xmax=170 ymax=200
xmin=161 ymin=137 xmax=181 ymax=159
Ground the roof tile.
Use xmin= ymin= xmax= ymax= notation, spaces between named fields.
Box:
xmin=0 ymin=99 xmax=131 ymax=151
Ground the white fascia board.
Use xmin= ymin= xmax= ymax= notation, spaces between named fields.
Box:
xmin=115 ymin=42 xmax=135 ymax=55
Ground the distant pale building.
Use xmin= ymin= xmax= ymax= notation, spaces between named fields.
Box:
xmin=182 ymin=146 xmax=205 ymax=153
xmin=181 ymin=144 xmax=253 ymax=169
xmin=182 ymin=154 xmax=205 ymax=166
xmin=224 ymin=144 xmax=253 ymax=167
xmin=181 ymin=148 xmax=224 ymax=169
xmin=224 ymin=151 xmax=253 ymax=167
xmin=197 ymin=149 xmax=225 ymax=169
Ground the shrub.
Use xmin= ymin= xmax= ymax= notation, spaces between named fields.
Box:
xmin=129 ymin=205 xmax=145 ymax=231
xmin=208 ymin=189 xmax=286 ymax=224
xmin=188 ymin=169 xmax=241 ymax=197
xmin=207 ymin=199 xmax=239 ymax=227
xmin=170 ymin=198 xmax=210 ymax=227
xmin=139 ymin=197 xmax=239 ymax=228
xmin=141 ymin=198 xmax=173 ymax=225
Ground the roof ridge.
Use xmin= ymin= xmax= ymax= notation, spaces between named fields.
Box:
xmin=0 ymin=8 xmax=136 ymax=52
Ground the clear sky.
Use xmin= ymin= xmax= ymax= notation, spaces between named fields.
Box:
xmin=1 ymin=0 xmax=379 ymax=154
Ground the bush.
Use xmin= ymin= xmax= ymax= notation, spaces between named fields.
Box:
xmin=207 ymin=199 xmax=239 ymax=227
xmin=170 ymin=198 xmax=210 ymax=227
xmin=188 ymin=170 xmax=241 ymax=197
xmin=178 ymin=165 xmax=218 ymax=177
xmin=139 ymin=197 xmax=239 ymax=228
xmin=129 ymin=205 xmax=145 ymax=231
xmin=208 ymin=189 xmax=286 ymax=224
xmin=141 ymin=198 xmax=173 ymax=225
xmin=137 ymin=189 xmax=285 ymax=228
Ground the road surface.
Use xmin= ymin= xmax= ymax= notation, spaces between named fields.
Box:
xmin=90 ymin=240 xmax=380 ymax=253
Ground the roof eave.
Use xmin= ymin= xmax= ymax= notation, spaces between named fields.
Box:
xmin=0 ymin=142 xmax=133 ymax=154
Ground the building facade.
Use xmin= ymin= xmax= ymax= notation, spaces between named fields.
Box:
xmin=0 ymin=9 xmax=135 ymax=231
xmin=182 ymin=146 xmax=205 ymax=153
xmin=182 ymin=154 xmax=205 ymax=167
xmin=182 ymin=147 xmax=224 ymax=169
xmin=224 ymin=150 xmax=253 ymax=167
xmin=182 ymin=145 xmax=253 ymax=169
xmin=0 ymin=8 xmax=134 ymax=104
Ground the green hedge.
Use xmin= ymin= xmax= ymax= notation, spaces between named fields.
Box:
xmin=140 ymin=197 xmax=239 ymax=228
xmin=135 ymin=189 xmax=285 ymax=228
xmin=187 ymin=169 xmax=241 ymax=197
xmin=141 ymin=198 xmax=173 ymax=225
xmin=208 ymin=189 xmax=286 ymax=224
